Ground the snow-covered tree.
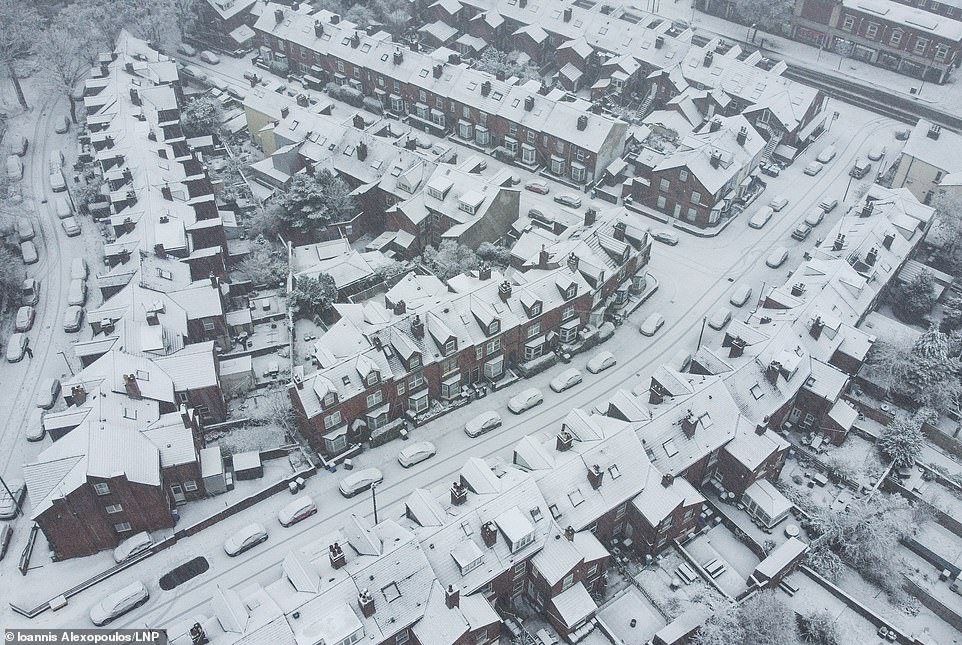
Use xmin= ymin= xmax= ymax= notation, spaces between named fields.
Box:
xmin=932 ymin=191 xmax=962 ymax=263
xmin=246 ymin=204 xmax=285 ymax=240
xmin=867 ymin=326 xmax=962 ymax=415
xmin=799 ymin=610 xmax=841 ymax=645
xmin=477 ymin=241 xmax=512 ymax=266
xmin=421 ymin=242 xmax=480 ymax=280
xmin=0 ymin=245 xmax=23 ymax=311
xmin=0 ymin=0 xmax=43 ymax=109
xmin=36 ymin=24 xmax=92 ymax=124
xmin=290 ymin=273 xmax=338 ymax=318
xmin=731 ymin=0 xmax=795 ymax=30
xmin=278 ymin=169 xmax=355 ymax=231
xmin=693 ymin=593 xmax=799 ymax=645
xmin=237 ymin=236 xmax=286 ymax=287
xmin=892 ymin=270 xmax=936 ymax=323
xmin=181 ymin=95 xmax=224 ymax=138
xmin=942 ymin=296 xmax=962 ymax=333
xmin=879 ymin=415 xmax=924 ymax=468
xmin=475 ymin=47 xmax=540 ymax=82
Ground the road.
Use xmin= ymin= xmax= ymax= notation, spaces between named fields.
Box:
xmin=0 ymin=82 xmax=902 ymax=628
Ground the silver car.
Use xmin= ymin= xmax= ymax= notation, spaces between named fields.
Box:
xmin=398 ymin=441 xmax=437 ymax=468
xmin=224 ymin=522 xmax=268 ymax=556
xmin=339 ymin=468 xmax=384 ymax=497
xmin=465 ymin=410 xmax=502 ymax=437
xmin=89 ymin=581 xmax=149 ymax=626
xmin=508 ymin=388 xmax=543 ymax=414
xmin=6 ymin=333 xmax=27 ymax=362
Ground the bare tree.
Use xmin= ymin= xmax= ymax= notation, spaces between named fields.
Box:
xmin=37 ymin=25 xmax=92 ymax=124
xmin=0 ymin=0 xmax=43 ymax=110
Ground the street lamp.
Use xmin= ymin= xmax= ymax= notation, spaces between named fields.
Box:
xmin=371 ymin=482 xmax=379 ymax=525
xmin=58 ymin=350 xmax=75 ymax=376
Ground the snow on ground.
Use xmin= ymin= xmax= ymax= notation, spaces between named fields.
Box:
xmin=684 ymin=525 xmax=760 ymax=598
xmin=597 ymin=586 xmax=667 ymax=645
xmin=784 ymin=571 xmax=878 ymax=645
xmin=631 ymin=550 xmax=726 ymax=621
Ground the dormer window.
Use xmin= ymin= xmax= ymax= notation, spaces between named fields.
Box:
xmin=408 ymin=354 xmax=421 ymax=370
xmin=366 ymin=372 xmax=379 ymax=386
xmin=565 ymin=284 xmax=577 ymax=300
xmin=444 ymin=338 xmax=458 ymax=355
xmin=323 ymin=392 xmax=336 ymax=407
xmin=488 ymin=320 xmax=500 ymax=335
xmin=530 ymin=302 xmax=541 ymax=316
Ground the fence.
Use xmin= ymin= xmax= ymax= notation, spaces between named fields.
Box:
xmin=921 ymin=422 xmax=962 ymax=462
xmin=902 ymin=577 xmax=962 ymax=633
xmin=18 ymin=523 xmax=38 ymax=576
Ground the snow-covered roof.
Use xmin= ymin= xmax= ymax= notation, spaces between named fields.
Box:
xmin=550 ymin=581 xmax=597 ymax=628
xmin=743 ymin=479 xmax=792 ymax=521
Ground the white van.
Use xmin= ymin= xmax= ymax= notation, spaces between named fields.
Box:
xmin=55 ymin=196 xmax=72 ymax=218
xmin=71 ymin=258 xmax=88 ymax=280
xmin=67 ymin=278 xmax=87 ymax=306
xmin=49 ymin=149 xmax=64 ymax=172
xmin=816 ymin=145 xmax=837 ymax=164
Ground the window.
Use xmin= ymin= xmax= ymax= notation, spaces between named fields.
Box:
xmin=571 ymin=164 xmax=586 ymax=182
xmin=486 ymin=336 xmax=501 ymax=355
xmin=105 ymin=504 xmax=123 ymax=514
xmin=435 ymin=97 xmax=444 ymax=109
xmin=94 ymin=483 xmax=110 ymax=496
xmin=915 ymin=37 xmax=929 ymax=55
xmin=562 ymin=304 xmax=576 ymax=321
xmin=390 ymin=95 xmax=404 ymax=113
xmin=202 ymin=320 xmax=215 ymax=331
xmin=441 ymin=355 xmax=458 ymax=375
xmin=184 ymin=480 xmax=198 ymax=492
xmin=114 ymin=522 xmax=132 ymax=533
xmin=509 ymin=124 xmax=518 ymax=136
xmin=514 ymin=562 xmax=526 ymax=574
xmin=587 ymin=563 xmax=598 ymax=576
xmin=419 ymin=90 xmax=427 ymax=103
xmin=678 ymin=170 xmax=688 ymax=182
xmin=462 ymin=105 xmax=470 ymax=119
xmin=431 ymin=110 xmax=446 ymax=127
xmin=488 ymin=320 xmax=500 ymax=335
xmin=504 ymin=137 xmax=518 ymax=154
xmin=687 ymin=207 xmax=698 ymax=221
xmin=527 ymin=130 xmax=536 ymax=144
xmin=476 ymin=346 xmax=484 ymax=360
xmin=324 ymin=410 xmax=342 ymax=429
xmin=562 ymin=573 xmax=575 ymax=591
xmin=336 ymin=60 xmax=345 ymax=73
xmin=657 ymin=195 xmax=667 ymax=209
xmin=521 ymin=144 xmax=536 ymax=164
xmin=842 ymin=15 xmax=855 ymax=31
xmin=865 ymin=22 xmax=878 ymax=39
xmin=409 ymin=371 xmax=424 ymax=390
xmin=397 ymin=383 xmax=406 ymax=396
xmin=444 ymin=338 xmax=457 ymax=355
xmin=396 ymin=631 xmax=409 ymax=645
xmin=366 ymin=390 xmax=383 ymax=409
xmin=409 ymin=392 xmax=429 ymax=413
xmin=323 ymin=392 xmax=336 ymax=408
xmin=408 ymin=354 xmax=421 ymax=370
xmin=659 ymin=178 xmax=670 ymax=192
xmin=935 ymin=44 xmax=950 ymax=62
xmin=690 ymin=191 xmax=701 ymax=205
xmin=524 ymin=342 xmax=543 ymax=361
xmin=890 ymin=30 xmax=903 ymax=46
xmin=527 ymin=322 xmax=541 ymax=339
xmin=616 ymin=502 xmax=626 ymax=519
xmin=551 ymin=157 xmax=564 ymax=175
xmin=393 ymin=80 xmax=401 ymax=93
xmin=366 ymin=372 xmax=379 ymax=386
xmin=576 ymin=148 xmax=586 ymax=162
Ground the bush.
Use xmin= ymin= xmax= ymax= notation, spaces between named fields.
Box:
xmin=326 ymin=82 xmax=364 ymax=107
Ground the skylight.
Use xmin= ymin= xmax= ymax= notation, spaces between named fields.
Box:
xmin=382 ymin=582 xmax=401 ymax=602
xmin=568 ymin=489 xmax=585 ymax=507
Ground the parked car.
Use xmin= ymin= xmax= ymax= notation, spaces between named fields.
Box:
xmin=895 ymin=128 xmax=910 ymax=140
xmin=769 ymin=196 xmax=789 ymax=212
xmin=803 ymin=161 xmax=823 ymax=176
xmin=849 ymin=158 xmax=871 ymax=179
xmin=176 ymin=43 xmax=197 ymax=56
xmin=507 ymin=388 xmax=544 ymax=414
xmin=759 ymin=160 xmax=780 ymax=177
xmin=554 ymin=194 xmax=582 ymax=208
xmin=224 ymin=522 xmax=268 ymax=556
xmin=20 ymin=241 xmax=38 ymax=264
xmin=61 ymin=216 xmax=81 ymax=237
xmin=89 ymin=581 xmax=149 ymax=626
xmin=0 ymin=482 xmax=24 ymax=519
xmin=25 ymin=421 xmax=45 ymax=442
xmin=818 ymin=198 xmax=838 ymax=213
xmin=339 ymin=468 xmax=384 ymax=497
xmin=398 ymin=441 xmax=438 ymax=468
xmin=524 ymin=180 xmax=550 ymax=194
xmin=6 ymin=154 xmax=22 ymax=180
xmin=651 ymin=230 xmax=679 ymax=245
xmin=0 ymin=525 xmax=12 ymax=560
xmin=7 ymin=333 xmax=28 ymax=362
xmin=669 ymin=348 xmax=692 ymax=372
xmin=182 ymin=66 xmax=208 ymax=83
xmin=277 ymin=496 xmax=317 ymax=527
xmin=13 ymin=135 xmax=28 ymax=156
xmin=113 ymin=532 xmax=154 ymax=563
xmin=748 ymin=207 xmax=774 ymax=229
xmin=586 ymin=350 xmax=617 ymax=374
xmin=36 ymin=377 xmax=61 ymax=410
xmin=707 ymin=307 xmax=732 ymax=331
xmin=55 ymin=195 xmax=72 ymax=218
xmin=63 ymin=305 xmax=84 ymax=333
xmin=15 ymin=305 xmax=35 ymax=332
xmin=730 ymin=284 xmax=753 ymax=307
xmin=766 ymin=246 xmax=789 ymax=268
xmin=49 ymin=148 xmax=64 ymax=171
xmin=805 ymin=210 xmax=825 ymax=227
xmin=550 ymin=367 xmax=583 ymax=392
xmin=640 ymin=312 xmax=665 ymax=336
xmin=200 ymin=50 xmax=221 ymax=64
xmin=68 ymin=278 xmax=87 ymax=306
xmin=21 ymin=278 xmax=39 ymax=306
xmin=816 ymin=145 xmax=837 ymax=163
xmin=465 ymin=410 xmax=502 ymax=437
xmin=50 ymin=169 xmax=66 ymax=192
xmin=71 ymin=257 xmax=88 ymax=280
xmin=54 ymin=115 xmax=70 ymax=134
xmin=16 ymin=218 xmax=34 ymax=242
xmin=868 ymin=145 xmax=887 ymax=161
xmin=791 ymin=223 xmax=812 ymax=241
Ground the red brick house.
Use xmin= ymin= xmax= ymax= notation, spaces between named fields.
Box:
xmin=628 ymin=471 xmax=706 ymax=556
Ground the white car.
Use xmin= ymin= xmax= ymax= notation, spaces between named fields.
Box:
xmin=54 ymin=115 xmax=70 ymax=134
xmin=707 ymin=307 xmax=732 ymax=331
xmin=6 ymin=154 xmax=22 ymax=180
xmin=113 ymin=532 xmax=154 ymax=563
xmin=550 ymin=367 xmax=583 ymax=392
xmin=0 ymin=482 xmax=24 ymax=519
xmin=15 ymin=305 xmax=35 ymax=332
xmin=6 ymin=333 xmax=27 ymax=362
xmin=61 ymin=216 xmax=81 ymax=237
xmin=730 ymin=284 xmax=753 ymax=308
xmin=803 ymin=161 xmax=822 ymax=176
xmin=587 ymin=350 xmax=617 ymax=374
xmin=36 ymin=377 xmax=61 ymax=410
xmin=669 ymin=348 xmax=692 ymax=372
xmin=25 ymin=421 xmax=45 ymax=442
xmin=89 ymin=581 xmax=149 ymax=626
xmin=748 ymin=207 xmax=774 ymax=229
xmin=508 ymin=388 xmax=544 ymax=414
xmin=176 ymin=43 xmax=197 ymax=56
xmin=200 ymin=50 xmax=220 ymax=64
xmin=804 ymin=210 xmax=825 ymax=227
xmin=766 ymin=246 xmax=789 ymax=268
xmin=640 ymin=312 xmax=665 ymax=336
xmin=554 ymin=194 xmax=582 ymax=208
xmin=278 ymin=496 xmax=317 ymax=527
xmin=17 ymin=218 xmax=34 ymax=242
xmin=224 ymin=522 xmax=268 ymax=556
xmin=71 ymin=257 xmax=88 ymax=280
xmin=50 ymin=169 xmax=66 ymax=191
xmin=816 ymin=145 xmax=837 ymax=163
xmin=398 ymin=441 xmax=438 ymax=468
xmin=465 ymin=410 xmax=502 ymax=437
xmin=21 ymin=241 xmax=38 ymax=264
xmin=769 ymin=196 xmax=789 ymax=212
xmin=339 ymin=468 xmax=383 ymax=497
xmin=64 ymin=305 xmax=84 ymax=333
xmin=55 ymin=195 xmax=72 ymax=218
xmin=867 ymin=145 xmax=886 ymax=161
xmin=68 ymin=278 xmax=87 ymax=306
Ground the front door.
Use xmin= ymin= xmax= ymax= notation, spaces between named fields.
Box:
xmin=170 ymin=484 xmax=186 ymax=504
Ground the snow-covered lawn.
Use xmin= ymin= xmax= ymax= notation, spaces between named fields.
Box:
xmin=632 ymin=549 xmax=726 ymax=621
xmin=597 ymin=587 xmax=667 ymax=645
xmin=683 ymin=525 xmax=760 ymax=597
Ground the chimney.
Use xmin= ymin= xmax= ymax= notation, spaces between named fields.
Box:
xmin=809 ymin=316 xmax=824 ymax=340
xmin=330 ymin=13 xmax=340 ymax=24
xmin=556 ymin=430 xmax=573 ymax=451
xmin=353 ymin=113 xmax=365 ymax=130
xmin=613 ymin=221 xmax=626 ymax=241
xmin=928 ymin=124 xmax=942 ymax=140
xmin=180 ymin=404 xmax=191 ymax=428
xmin=567 ymin=253 xmax=579 ymax=273
xmin=577 ymin=115 xmax=588 ymax=131
xmin=314 ymin=20 xmax=323 ymax=38
xmin=736 ymin=126 xmax=747 ymax=146
xmin=564 ymin=526 xmax=575 ymax=541
xmin=661 ymin=473 xmax=674 ymax=487
xmin=329 ymin=542 xmax=346 ymax=569
xmin=710 ymin=151 xmax=721 ymax=168
xmin=765 ymin=361 xmax=780 ymax=386
xmin=649 ymin=386 xmax=664 ymax=405
xmin=709 ymin=118 xmax=721 ymax=133
xmin=71 ymin=385 xmax=88 ymax=406
xmin=448 ymin=53 xmax=461 ymax=65
xmin=280 ymin=106 xmax=290 ymax=119
xmin=498 ymin=280 xmax=512 ymax=302
xmin=729 ymin=335 xmax=745 ymax=358
xmin=524 ymin=96 xmax=534 ymax=112
xmin=655 ymin=35 xmax=664 ymax=48
xmin=154 ymin=243 xmax=167 ymax=258
xmin=433 ymin=63 xmax=443 ymax=79
xmin=450 ymin=480 xmax=468 ymax=506
xmin=861 ymin=201 xmax=874 ymax=218
xmin=125 ymin=61 xmax=135 ymax=74
xmin=832 ymin=234 xmax=844 ymax=252
xmin=519 ymin=0 xmax=526 ymax=7
xmin=755 ymin=422 xmax=767 ymax=436
xmin=393 ymin=299 xmax=406 ymax=315
xmin=291 ymin=1 xmax=299 ymax=11
xmin=410 ymin=314 xmax=424 ymax=339
xmin=539 ymin=80 xmax=550 ymax=96
xmin=481 ymin=80 xmax=491 ymax=96
xmin=680 ymin=409 xmax=696 ymax=438
xmin=790 ymin=283 xmax=805 ymax=297
xmin=124 ymin=374 xmax=142 ymax=399
xmin=478 ymin=262 xmax=492 ymax=281
xmin=106 ymin=135 xmax=114 ymax=148
xmin=209 ymin=272 xmax=219 ymax=289
xmin=357 ymin=142 xmax=368 ymax=161
xmin=584 ymin=208 xmax=597 ymax=227
xmin=393 ymin=49 xmax=403 ymax=65
xmin=189 ymin=623 xmax=207 ymax=645
xmin=358 ymin=589 xmax=375 ymax=617
xmin=129 ymin=88 xmax=141 ymax=105
xmin=563 ymin=7 xmax=572 ymax=21
xmin=293 ymin=371 xmax=304 ymax=389
xmin=704 ymin=51 xmax=714 ymax=67
xmin=161 ymin=184 xmax=172 ymax=201
xmin=587 ymin=464 xmax=604 ymax=490
xmin=481 ymin=521 xmax=498 ymax=547
xmin=351 ymin=32 xmax=360 ymax=48
xmin=274 ymin=8 xmax=284 ymax=23
xmin=496 ymin=69 xmax=505 ymax=81
xmin=405 ymin=138 xmax=417 ymax=150
xmin=539 ymin=244 xmax=550 ymax=269
xmin=883 ymin=233 xmax=894 ymax=250
xmin=445 ymin=585 xmax=460 ymax=608
xmin=865 ymin=247 xmax=878 ymax=266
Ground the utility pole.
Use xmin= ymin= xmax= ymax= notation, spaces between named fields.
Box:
xmin=0 ymin=474 xmax=22 ymax=517
xmin=696 ymin=316 xmax=707 ymax=351
xmin=371 ymin=482 xmax=379 ymax=525
xmin=58 ymin=350 xmax=75 ymax=376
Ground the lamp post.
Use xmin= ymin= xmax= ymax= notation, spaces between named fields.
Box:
xmin=0 ymin=474 xmax=22 ymax=517
xmin=371 ymin=482 xmax=379 ymax=525
xmin=58 ymin=350 xmax=75 ymax=376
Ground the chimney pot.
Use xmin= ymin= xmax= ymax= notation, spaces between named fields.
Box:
xmin=564 ymin=526 xmax=575 ymax=541
xmin=445 ymin=584 xmax=460 ymax=609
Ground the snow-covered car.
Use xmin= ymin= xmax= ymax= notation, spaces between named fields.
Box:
xmin=49 ymin=148 xmax=64 ymax=171
xmin=769 ymin=196 xmax=789 ymax=212
xmin=339 ymin=468 xmax=383 ymax=497
xmin=61 ymin=216 xmax=81 ymax=237
xmin=17 ymin=218 xmax=34 ymax=242
xmin=805 ymin=210 xmax=825 ymax=227
xmin=670 ymin=348 xmax=692 ymax=372
xmin=71 ymin=257 xmax=88 ymax=280
xmin=816 ymin=145 xmax=837 ymax=163
xmin=20 ymin=241 xmax=38 ymax=264
xmin=25 ymin=420 xmax=45 ymax=442
xmin=707 ymin=307 xmax=732 ymax=331
xmin=766 ymin=246 xmax=789 ymax=268
xmin=508 ymin=388 xmax=544 ymax=414
xmin=398 ymin=441 xmax=437 ymax=468
xmin=640 ymin=312 xmax=665 ymax=336
xmin=113 ymin=532 xmax=154 ymax=563
xmin=651 ymin=230 xmax=679 ymax=246
xmin=818 ymin=198 xmax=838 ymax=213
xmin=6 ymin=333 xmax=27 ymax=363
xmin=200 ymin=50 xmax=220 ymax=64
xmin=867 ymin=145 xmax=886 ymax=161
xmin=64 ymin=305 xmax=84 ymax=333
xmin=224 ymin=522 xmax=268 ymax=556
xmin=748 ymin=207 xmax=774 ymax=229
xmin=36 ymin=377 xmax=61 ymax=410
xmin=586 ymin=350 xmax=617 ymax=374
xmin=554 ymin=194 xmax=582 ymax=208
xmin=15 ymin=306 xmax=35 ymax=332
xmin=791 ymin=223 xmax=812 ymax=241
xmin=730 ymin=284 xmax=753 ymax=308
xmin=0 ymin=482 xmax=24 ymax=519
xmin=50 ymin=169 xmax=66 ymax=192
xmin=895 ymin=129 xmax=910 ymax=141
xmin=13 ymin=135 xmax=27 ymax=156
xmin=550 ymin=367 xmax=583 ymax=392
xmin=849 ymin=158 xmax=871 ymax=179
xmin=54 ymin=115 xmax=70 ymax=134
xmin=176 ymin=43 xmax=197 ymax=56
xmin=803 ymin=161 xmax=823 ymax=176
xmin=465 ymin=410 xmax=501 ymax=437
xmin=6 ymin=154 xmax=23 ymax=180
xmin=278 ymin=496 xmax=317 ymax=527
xmin=89 ymin=581 xmax=149 ymax=626
xmin=524 ymin=180 xmax=550 ymax=194
xmin=21 ymin=279 xmax=39 ymax=306
xmin=68 ymin=278 xmax=87 ymax=306
xmin=55 ymin=195 xmax=72 ymax=218
xmin=759 ymin=161 xmax=780 ymax=178
xmin=181 ymin=65 xmax=208 ymax=83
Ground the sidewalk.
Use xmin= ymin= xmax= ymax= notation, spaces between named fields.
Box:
xmin=651 ymin=0 xmax=962 ymax=114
